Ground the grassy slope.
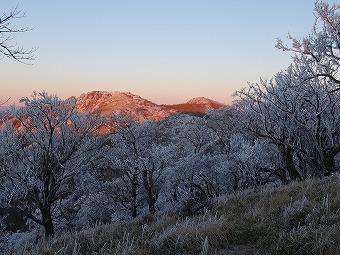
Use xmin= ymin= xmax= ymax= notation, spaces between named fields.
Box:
xmin=10 ymin=177 xmax=340 ymax=255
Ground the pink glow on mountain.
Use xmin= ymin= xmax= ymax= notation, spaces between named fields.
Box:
xmin=75 ymin=91 xmax=226 ymax=122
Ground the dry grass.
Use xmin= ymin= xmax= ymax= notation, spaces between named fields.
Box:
xmin=6 ymin=176 xmax=340 ymax=255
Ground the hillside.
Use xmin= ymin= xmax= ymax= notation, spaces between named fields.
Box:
xmin=11 ymin=176 xmax=340 ymax=255
xmin=0 ymin=91 xmax=226 ymax=131
xmin=75 ymin=91 xmax=226 ymax=121
xmin=165 ymin=97 xmax=226 ymax=113
xmin=76 ymin=91 xmax=176 ymax=122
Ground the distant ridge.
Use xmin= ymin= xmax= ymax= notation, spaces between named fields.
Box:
xmin=76 ymin=91 xmax=226 ymax=121
xmin=0 ymin=91 xmax=227 ymax=130
xmin=76 ymin=91 xmax=176 ymax=122
xmin=165 ymin=97 xmax=225 ymax=114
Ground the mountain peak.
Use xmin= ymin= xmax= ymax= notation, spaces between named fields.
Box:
xmin=164 ymin=97 xmax=226 ymax=114
xmin=0 ymin=91 xmax=227 ymax=133
xmin=76 ymin=91 xmax=226 ymax=118
xmin=78 ymin=91 xmax=143 ymax=103
xmin=186 ymin=97 xmax=224 ymax=106
xmin=76 ymin=91 xmax=174 ymax=121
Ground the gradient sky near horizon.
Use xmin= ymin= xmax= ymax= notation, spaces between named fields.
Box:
xmin=1 ymin=1 xmax=326 ymax=105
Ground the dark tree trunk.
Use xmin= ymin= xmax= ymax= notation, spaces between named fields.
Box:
xmin=296 ymin=151 xmax=308 ymax=179
xmin=147 ymin=195 xmax=156 ymax=214
xmin=279 ymin=167 xmax=288 ymax=185
xmin=131 ymin=203 xmax=137 ymax=219
xmin=323 ymin=152 xmax=336 ymax=176
xmin=141 ymin=170 xmax=156 ymax=214
xmin=130 ymin=176 xmax=138 ymax=218
xmin=41 ymin=206 xmax=54 ymax=238
xmin=231 ymin=173 xmax=240 ymax=191
xmin=285 ymin=146 xmax=301 ymax=181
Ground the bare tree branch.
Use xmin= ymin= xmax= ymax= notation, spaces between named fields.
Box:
xmin=0 ymin=5 xmax=36 ymax=63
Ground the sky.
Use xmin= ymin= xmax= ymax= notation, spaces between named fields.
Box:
xmin=1 ymin=0 xmax=325 ymax=105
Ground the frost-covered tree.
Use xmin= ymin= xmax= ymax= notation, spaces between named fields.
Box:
xmin=0 ymin=130 xmax=8 ymax=189
xmin=164 ymin=109 xmax=238 ymax=156
xmin=227 ymin=133 xmax=277 ymax=190
xmin=162 ymin=111 xmax=236 ymax=209
xmin=235 ymin=1 xmax=340 ymax=182
xmin=276 ymin=1 xmax=340 ymax=88
xmin=204 ymin=107 xmax=239 ymax=154
xmin=167 ymin=154 xmax=230 ymax=202
xmin=236 ymin=61 xmax=340 ymax=181
xmin=1 ymin=91 xmax=105 ymax=238
xmin=235 ymin=72 xmax=302 ymax=183
xmin=107 ymin=116 xmax=175 ymax=217
xmin=174 ymin=114 xmax=214 ymax=155
xmin=160 ymin=114 xmax=218 ymax=203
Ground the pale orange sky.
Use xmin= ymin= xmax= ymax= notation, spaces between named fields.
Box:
xmin=1 ymin=0 xmax=318 ymax=106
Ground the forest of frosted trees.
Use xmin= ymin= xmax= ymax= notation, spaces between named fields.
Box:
xmin=1 ymin=0 xmax=340 ymax=250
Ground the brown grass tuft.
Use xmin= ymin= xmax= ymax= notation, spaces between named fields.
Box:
xmin=7 ymin=176 xmax=340 ymax=255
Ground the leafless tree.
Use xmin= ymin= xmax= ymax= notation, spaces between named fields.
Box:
xmin=0 ymin=5 xmax=35 ymax=62
xmin=0 ymin=98 xmax=9 ymax=107
xmin=107 ymin=116 xmax=175 ymax=217
xmin=1 ymin=92 xmax=105 ymax=238
xmin=236 ymin=60 xmax=340 ymax=181
xmin=276 ymin=1 xmax=340 ymax=89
